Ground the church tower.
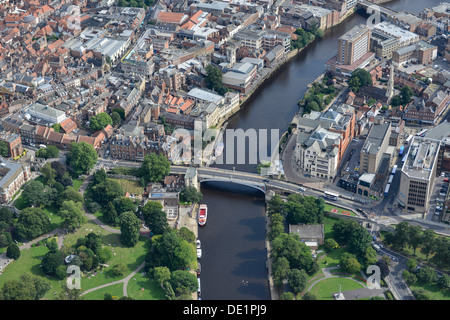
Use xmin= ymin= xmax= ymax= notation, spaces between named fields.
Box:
xmin=386 ymin=64 xmax=395 ymax=104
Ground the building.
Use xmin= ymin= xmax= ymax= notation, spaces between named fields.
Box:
xmin=289 ymin=224 xmax=324 ymax=250
xmin=398 ymin=136 xmax=441 ymax=213
xmin=0 ymin=158 xmax=31 ymax=203
xmin=295 ymin=127 xmax=342 ymax=181
xmin=360 ymin=122 xmax=391 ymax=174
xmin=392 ymin=40 xmax=438 ymax=66
xmin=27 ymin=102 xmax=67 ymax=124
xmin=0 ymin=131 xmax=23 ymax=158
xmin=337 ymin=24 xmax=371 ymax=66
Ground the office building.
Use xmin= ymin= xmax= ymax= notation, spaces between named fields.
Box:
xmin=399 ymin=136 xmax=441 ymax=213
xmin=337 ymin=24 xmax=371 ymax=65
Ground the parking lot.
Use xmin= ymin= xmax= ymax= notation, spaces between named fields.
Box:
xmin=429 ymin=173 xmax=449 ymax=222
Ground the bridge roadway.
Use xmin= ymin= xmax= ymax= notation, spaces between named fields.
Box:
xmin=97 ymin=157 xmax=367 ymax=215
xmin=357 ymin=0 xmax=398 ymax=17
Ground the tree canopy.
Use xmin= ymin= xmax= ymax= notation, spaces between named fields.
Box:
xmin=89 ymin=112 xmax=113 ymax=131
xmin=66 ymin=142 xmax=98 ymax=175
xmin=138 ymin=153 xmax=171 ymax=186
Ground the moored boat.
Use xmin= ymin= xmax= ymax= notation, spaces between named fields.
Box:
xmin=198 ymin=204 xmax=207 ymax=226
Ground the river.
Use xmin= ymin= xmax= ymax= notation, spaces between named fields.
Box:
xmin=199 ymin=0 xmax=445 ymax=300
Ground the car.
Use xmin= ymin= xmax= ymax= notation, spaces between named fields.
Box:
xmin=263 ymin=179 xmax=269 ymax=183
xmin=197 ymin=248 xmax=202 ymax=259
xmin=346 ymin=167 xmax=350 ymax=172
xmin=298 ymin=187 xmax=305 ymax=192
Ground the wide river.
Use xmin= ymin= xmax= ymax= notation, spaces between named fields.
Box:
xmin=199 ymin=0 xmax=445 ymax=300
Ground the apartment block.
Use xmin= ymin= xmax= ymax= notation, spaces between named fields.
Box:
xmin=399 ymin=137 xmax=441 ymax=213
xmin=337 ymin=24 xmax=371 ymax=65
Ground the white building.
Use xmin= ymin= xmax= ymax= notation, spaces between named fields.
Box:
xmin=27 ymin=102 xmax=67 ymax=124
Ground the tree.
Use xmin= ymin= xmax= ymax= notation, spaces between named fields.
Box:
xmin=437 ymin=273 xmax=450 ymax=290
xmin=14 ymin=207 xmax=51 ymax=241
xmin=57 ymin=186 xmax=84 ymax=208
xmin=111 ymin=263 xmax=127 ymax=277
xmin=146 ymin=229 xmax=196 ymax=271
xmin=41 ymin=250 xmax=63 ymax=276
xmin=169 ymin=270 xmax=198 ymax=295
xmin=6 ymin=243 xmax=20 ymax=260
xmin=405 ymin=225 xmax=423 ymax=255
xmin=302 ymin=292 xmax=317 ymax=300
xmin=0 ymin=141 xmax=9 ymax=157
xmin=400 ymin=86 xmax=413 ymax=105
xmin=138 ymin=153 xmax=171 ymax=185
xmin=89 ymin=179 xmax=123 ymax=207
xmin=284 ymin=194 xmax=324 ymax=225
xmin=339 ymin=252 xmax=361 ymax=274
xmin=205 ymin=65 xmax=229 ymax=95
xmin=179 ymin=186 xmax=203 ymax=204
xmin=41 ymin=162 xmax=56 ymax=186
xmin=271 ymin=257 xmax=290 ymax=287
xmin=0 ymin=273 xmax=51 ymax=300
xmin=421 ymin=229 xmax=436 ymax=260
xmin=349 ymin=225 xmax=372 ymax=258
xmin=287 ymin=269 xmax=308 ymax=294
xmin=51 ymin=161 xmax=67 ymax=181
xmin=104 ymin=202 xmax=119 ymax=225
xmin=119 ymin=211 xmax=141 ymax=247
xmin=416 ymin=266 xmax=437 ymax=284
xmin=406 ymin=259 xmax=418 ymax=272
xmin=36 ymin=145 xmax=59 ymax=159
xmin=267 ymin=194 xmax=284 ymax=216
xmin=66 ymin=142 xmax=98 ymax=175
xmin=375 ymin=259 xmax=390 ymax=279
xmin=90 ymin=112 xmax=113 ymax=131
xmin=279 ymin=292 xmax=294 ymax=300
xmin=402 ymin=270 xmax=417 ymax=286
xmin=22 ymin=180 xmax=51 ymax=207
xmin=153 ymin=266 xmax=171 ymax=287
xmin=111 ymin=111 xmax=122 ymax=126
xmin=324 ymin=238 xmax=339 ymax=252
xmin=114 ymin=197 xmax=137 ymax=215
xmin=348 ymin=68 xmax=372 ymax=92
xmin=59 ymin=200 xmax=87 ymax=232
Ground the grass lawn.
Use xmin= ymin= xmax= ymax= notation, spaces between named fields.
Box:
xmin=309 ymin=277 xmax=365 ymax=300
xmin=63 ymin=220 xmax=148 ymax=293
xmin=318 ymin=247 xmax=347 ymax=268
xmin=109 ymin=178 xmax=143 ymax=195
xmin=0 ymin=245 xmax=67 ymax=300
xmin=73 ymin=178 xmax=84 ymax=191
xmin=81 ymin=283 xmax=124 ymax=300
xmin=409 ymin=282 xmax=450 ymax=300
xmin=126 ymin=272 xmax=166 ymax=300
xmin=324 ymin=204 xmax=356 ymax=216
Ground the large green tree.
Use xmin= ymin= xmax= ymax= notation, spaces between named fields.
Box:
xmin=14 ymin=207 xmax=51 ymax=241
xmin=179 ymin=186 xmax=203 ymax=204
xmin=89 ymin=113 xmax=113 ymax=131
xmin=0 ymin=273 xmax=51 ymax=300
xmin=66 ymin=142 xmax=98 ymax=175
xmin=119 ymin=211 xmax=141 ymax=247
xmin=138 ymin=153 xmax=171 ymax=185
xmin=205 ymin=65 xmax=229 ymax=95
xmin=142 ymin=201 xmax=168 ymax=235
xmin=59 ymin=200 xmax=87 ymax=232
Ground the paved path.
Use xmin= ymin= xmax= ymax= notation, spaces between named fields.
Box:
xmin=305 ymin=266 xmax=386 ymax=300
xmin=80 ymin=261 xmax=146 ymax=297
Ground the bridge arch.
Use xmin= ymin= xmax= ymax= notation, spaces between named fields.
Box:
xmin=199 ymin=177 xmax=266 ymax=194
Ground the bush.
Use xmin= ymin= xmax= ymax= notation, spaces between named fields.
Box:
xmin=6 ymin=243 xmax=20 ymax=260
